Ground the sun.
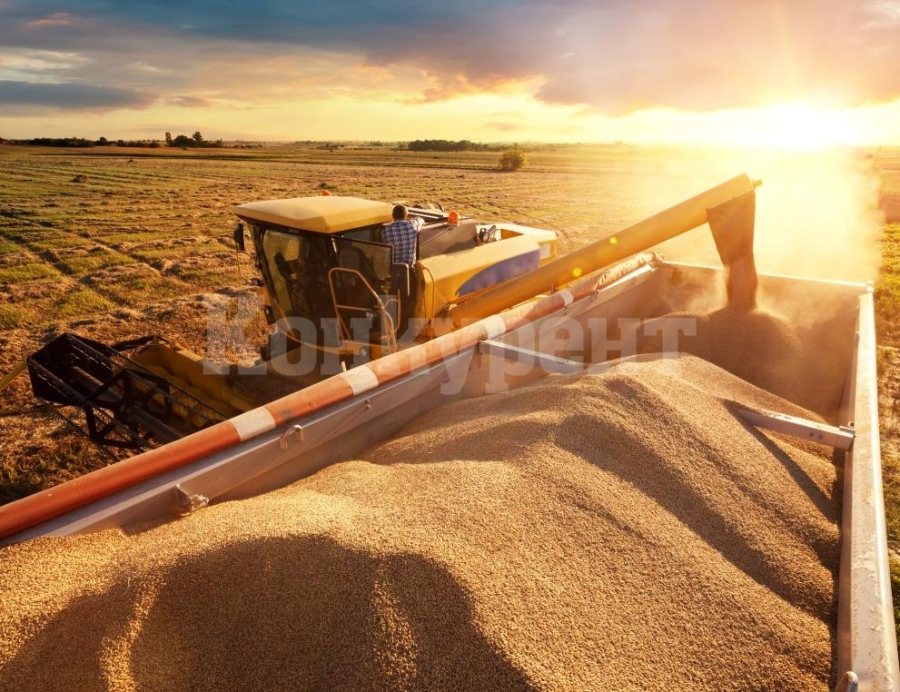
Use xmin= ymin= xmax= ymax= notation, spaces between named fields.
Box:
xmin=745 ymin=103 xmax=862 ymax=149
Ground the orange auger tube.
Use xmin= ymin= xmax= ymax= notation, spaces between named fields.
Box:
xmin=448 ymin=174 xmax=758 ymax=328
xmin=0 ymin=375 xmax=356 ymax=540
xmin=0 ymin=254 xmax=652 ymax=542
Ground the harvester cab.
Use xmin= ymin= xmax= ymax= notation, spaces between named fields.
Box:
xmin=233 ymin=195 xmax=559 ymax=366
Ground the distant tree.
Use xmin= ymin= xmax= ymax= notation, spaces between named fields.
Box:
xmin=192 ymin=131 xmax=204 ymax=145
xmin=406 ymin=138 xmax=492 ymax=153
xmin=25 ymin=137 xmax=93 ymax=147
xmin=165 ymin=132 xmax=173 ymax=146
xmin=498 ymin=147 xmax=527 ymax=171
xmin=172 ymin=134 xmax=193 ymax=147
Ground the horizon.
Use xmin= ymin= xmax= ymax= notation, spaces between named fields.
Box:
xmin=3 ymin=137 xmax=899 ymax=155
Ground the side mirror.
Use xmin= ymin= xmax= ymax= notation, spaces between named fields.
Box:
xmin=233 ymin=222 xmax=246 ymax=252
xmin=477 ymin=224 xmax=497 ymax=245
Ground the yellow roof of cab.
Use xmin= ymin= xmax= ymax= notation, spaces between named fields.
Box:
xmin=235 ymin=196 xmax=393 ymax=234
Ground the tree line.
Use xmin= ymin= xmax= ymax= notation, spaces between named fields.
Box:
xmin=0 ymin=137 xmax=162 ymax=148
xmin=164 ymin=131 xmax=224 ymax=148
xmin=406 ymin=139 xmax=500 ymax=152
xmin=0 ymin=136 xmax=524 ymax=164
xmin=0 ymin=132 xmax=223 ymax=149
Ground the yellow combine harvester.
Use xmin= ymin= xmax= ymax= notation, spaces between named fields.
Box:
xmin=24 ymin=193 xmax=561 ymax=449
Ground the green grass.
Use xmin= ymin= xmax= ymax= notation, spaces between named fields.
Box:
xmin=89 ymin=272 xmax=187 ymax=305
xmin=0 ymin=238 xmax=21 ymax=253
xmin=51 ymin=249 xmax=135 ymax=275
xmin=0 ymin=304 xmax=30 ymax=329
xmin=877 ymin=224 xmax=900 ymax=344
xmin=875 ymin=222 xmax=900 ymax=644
xmin=100 ymin=230 xmax=185 ymax=247
xmin=0 ymin=261 xmax=60 ymax=283
xmin=893 ymin=561 xmax=900 ymax=644
xmin=168 ymin=267 xmax=240 ymax=289
xmin=52 ymin=287 xmax=116 ymax=318
xmin=131 ymin=241 xmax=224 ymax=263
xmin=25 ymin=234 xmax=99 ymax=251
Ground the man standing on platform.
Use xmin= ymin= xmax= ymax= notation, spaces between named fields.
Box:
xmin=383 ymin=204 xmax=424 ymax=265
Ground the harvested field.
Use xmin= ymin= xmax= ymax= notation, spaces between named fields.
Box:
xmin=0 ymin=353 xmax=840 ymax=691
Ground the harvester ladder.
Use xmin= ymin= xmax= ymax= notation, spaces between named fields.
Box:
xmin=327 ymin=267 xmax=399 ymax=356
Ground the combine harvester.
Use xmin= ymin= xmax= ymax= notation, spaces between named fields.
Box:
xmin=0 ymin=174 xmax=897 ymax=689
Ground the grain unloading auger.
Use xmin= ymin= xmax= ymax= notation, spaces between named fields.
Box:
xmin=1 ymin=174 xmax=897 ymax=688
xmin=445 ymin=172 xmax=760 ymax=327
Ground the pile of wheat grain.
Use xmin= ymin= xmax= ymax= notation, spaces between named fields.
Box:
xmin=630 ymin=306 xmax=848 ymax=418
xmin=0 ymin=351 xmax=840 ymax=691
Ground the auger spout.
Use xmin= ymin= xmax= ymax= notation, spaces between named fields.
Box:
xmin=448 ymin=173 xmax=761 ymax=327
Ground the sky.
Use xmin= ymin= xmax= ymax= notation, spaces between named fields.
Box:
xmin=1 ymin=0 xmax=900 ymax=146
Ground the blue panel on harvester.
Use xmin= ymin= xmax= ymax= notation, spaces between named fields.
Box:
xmin=456 ymin=250 xmax=541 ymax=297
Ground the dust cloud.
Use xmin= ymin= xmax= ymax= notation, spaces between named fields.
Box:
xmin=750 ymin=148 xmax=883 ymax=282
xmin=613 ymin=147 xmax=881 ymax=396
xmin=655 ymin=146 xmax=884 ymax=284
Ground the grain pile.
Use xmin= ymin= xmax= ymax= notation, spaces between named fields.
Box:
xmin=0 ymin=353 xmax=840 ymax=691
xmin=630 ymin=306 xmax=849 ymax=418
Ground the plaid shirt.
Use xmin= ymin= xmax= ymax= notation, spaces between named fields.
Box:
xmin=382 ymin=216 xmax=423 ymax=265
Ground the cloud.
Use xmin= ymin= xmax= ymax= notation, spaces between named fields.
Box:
xmin=167 ymin=95 xmax=213 ymax=108
xmin=25 ymin=12 xmax=74 ymax=28
xmin=0 ymin=80 xmax=154 ymax=109
xmin=0 ymin=50 xmax=89 ymax=78
xmin=485 ymin=121 xmax=525 ymax=132
xmin=350 ymin=0 xmax=900 ymax=113
xmin=357 ymin=0 xmax=900 ymax=112
xmin=1 ymin=0 xmax=899 ymax=119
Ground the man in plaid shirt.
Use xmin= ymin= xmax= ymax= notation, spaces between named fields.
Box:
xmin=383 ymin=204 xmax=424 ymax=265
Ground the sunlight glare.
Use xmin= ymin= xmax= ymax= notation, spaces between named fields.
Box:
xmin=745 ymin=104 xmax=862 ymax=148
